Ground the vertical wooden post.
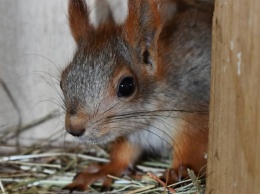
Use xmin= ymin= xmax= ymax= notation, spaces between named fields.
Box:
xmin=206 ymin=0 xmax=260 ymax=193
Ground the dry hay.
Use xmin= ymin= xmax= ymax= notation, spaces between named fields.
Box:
xmin=0 ymin=127 xmax=205 ymax=194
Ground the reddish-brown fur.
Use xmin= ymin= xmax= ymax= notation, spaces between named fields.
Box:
xmin=63 ymin=0 xmax=212 ymax=191
xmin=65 ymin=138 xmax=141 ymax=191
xmin=172 ymin=113 xmax=208 ymax=177
xmin=68 ymin=0 xmax=89 ymax=44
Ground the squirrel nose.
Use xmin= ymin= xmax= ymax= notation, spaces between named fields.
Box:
xmin=65 ymin=112 xmax=86 ymax=137
xmin=67 ymin=125 xmax=85 ymax=137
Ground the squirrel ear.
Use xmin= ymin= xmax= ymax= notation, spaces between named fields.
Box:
xmin=69 ymin=0 xmax=129 ymax=43
xmin=68 ymin=0 xmax=89 ymax=44
xmin=138 ymin=1 xmax=162 ymax=69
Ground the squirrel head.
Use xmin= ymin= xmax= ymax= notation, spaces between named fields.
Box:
xmin=60 ymin=0 xmax=163 ymax=142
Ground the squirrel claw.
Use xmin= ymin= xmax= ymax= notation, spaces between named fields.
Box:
xmin=62 ymin=166 xmax=113 ymax=192
xmin=62 ymin=172 xmax=92 ymax=192
xmin=161 ymin=165 xmax=189 ymax=185
xmin=62 ymin=183 xmax=86 ymax=193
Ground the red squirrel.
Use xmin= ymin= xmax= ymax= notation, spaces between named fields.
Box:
xmin=61 ymin=0 xmax=213 ymax=191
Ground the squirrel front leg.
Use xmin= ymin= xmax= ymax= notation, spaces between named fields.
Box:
xmin=165 ymin=113 xmax=208 ymax=183
xmin=64 ymin=138 xmax=141 ymax=192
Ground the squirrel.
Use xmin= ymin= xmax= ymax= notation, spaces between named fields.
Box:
xmin=61 ymin=0 xmax=213 ymax=191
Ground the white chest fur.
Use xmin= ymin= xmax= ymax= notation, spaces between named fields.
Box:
xmin=127 ymin=116 xmax=180 ymax=155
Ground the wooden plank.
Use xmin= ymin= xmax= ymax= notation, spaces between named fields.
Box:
xmin=0 ymin=0 xmax=74 ymax=146
xmin=206 ymin=0 xmax=260 ymax=193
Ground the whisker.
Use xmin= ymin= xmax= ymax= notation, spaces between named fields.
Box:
xmin=32 ymin=71 xmax=66 ymax=106
xmin=100 ymin=118 xmax=183 ymax=166
xmin=20 ymin=53 xmax=62 ymax=74
xmin=99 ymin=100 xmax=123 ymax=116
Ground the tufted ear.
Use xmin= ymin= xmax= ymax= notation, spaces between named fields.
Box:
xmin=86 ymin=0 xmax=129 ymax=28
xmin=68 ymin=0 xmax=89 ymax=44
xmin=68 ymin=0 xmax=129 ymax=43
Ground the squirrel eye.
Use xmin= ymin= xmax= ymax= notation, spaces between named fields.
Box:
xmin=117 ymin=77 xmax=135 ymax=98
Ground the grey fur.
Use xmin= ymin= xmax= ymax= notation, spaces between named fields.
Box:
xmin=61 ymin=2 xmax=212 ymax=156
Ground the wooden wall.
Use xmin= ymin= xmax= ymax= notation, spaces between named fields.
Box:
xmin=206 ymin=0 xmax=260 ymax=193
xmin=0 ymin=0 xmax=74 ymax=150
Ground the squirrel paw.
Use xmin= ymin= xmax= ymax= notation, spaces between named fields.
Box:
xmin=63 ymin=171 xmax=113 ymax=192
xmin=63 ymin=163 xmax=128 ymax=192
xmin=161 ymin=165 xmax=189 ymax=185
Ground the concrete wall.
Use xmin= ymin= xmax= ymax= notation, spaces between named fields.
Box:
xmin=0 ymin=0 xmax=75 ymax=151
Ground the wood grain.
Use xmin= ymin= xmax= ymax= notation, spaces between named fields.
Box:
xmin=206 ymin=0 xmax=260 ymax=193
